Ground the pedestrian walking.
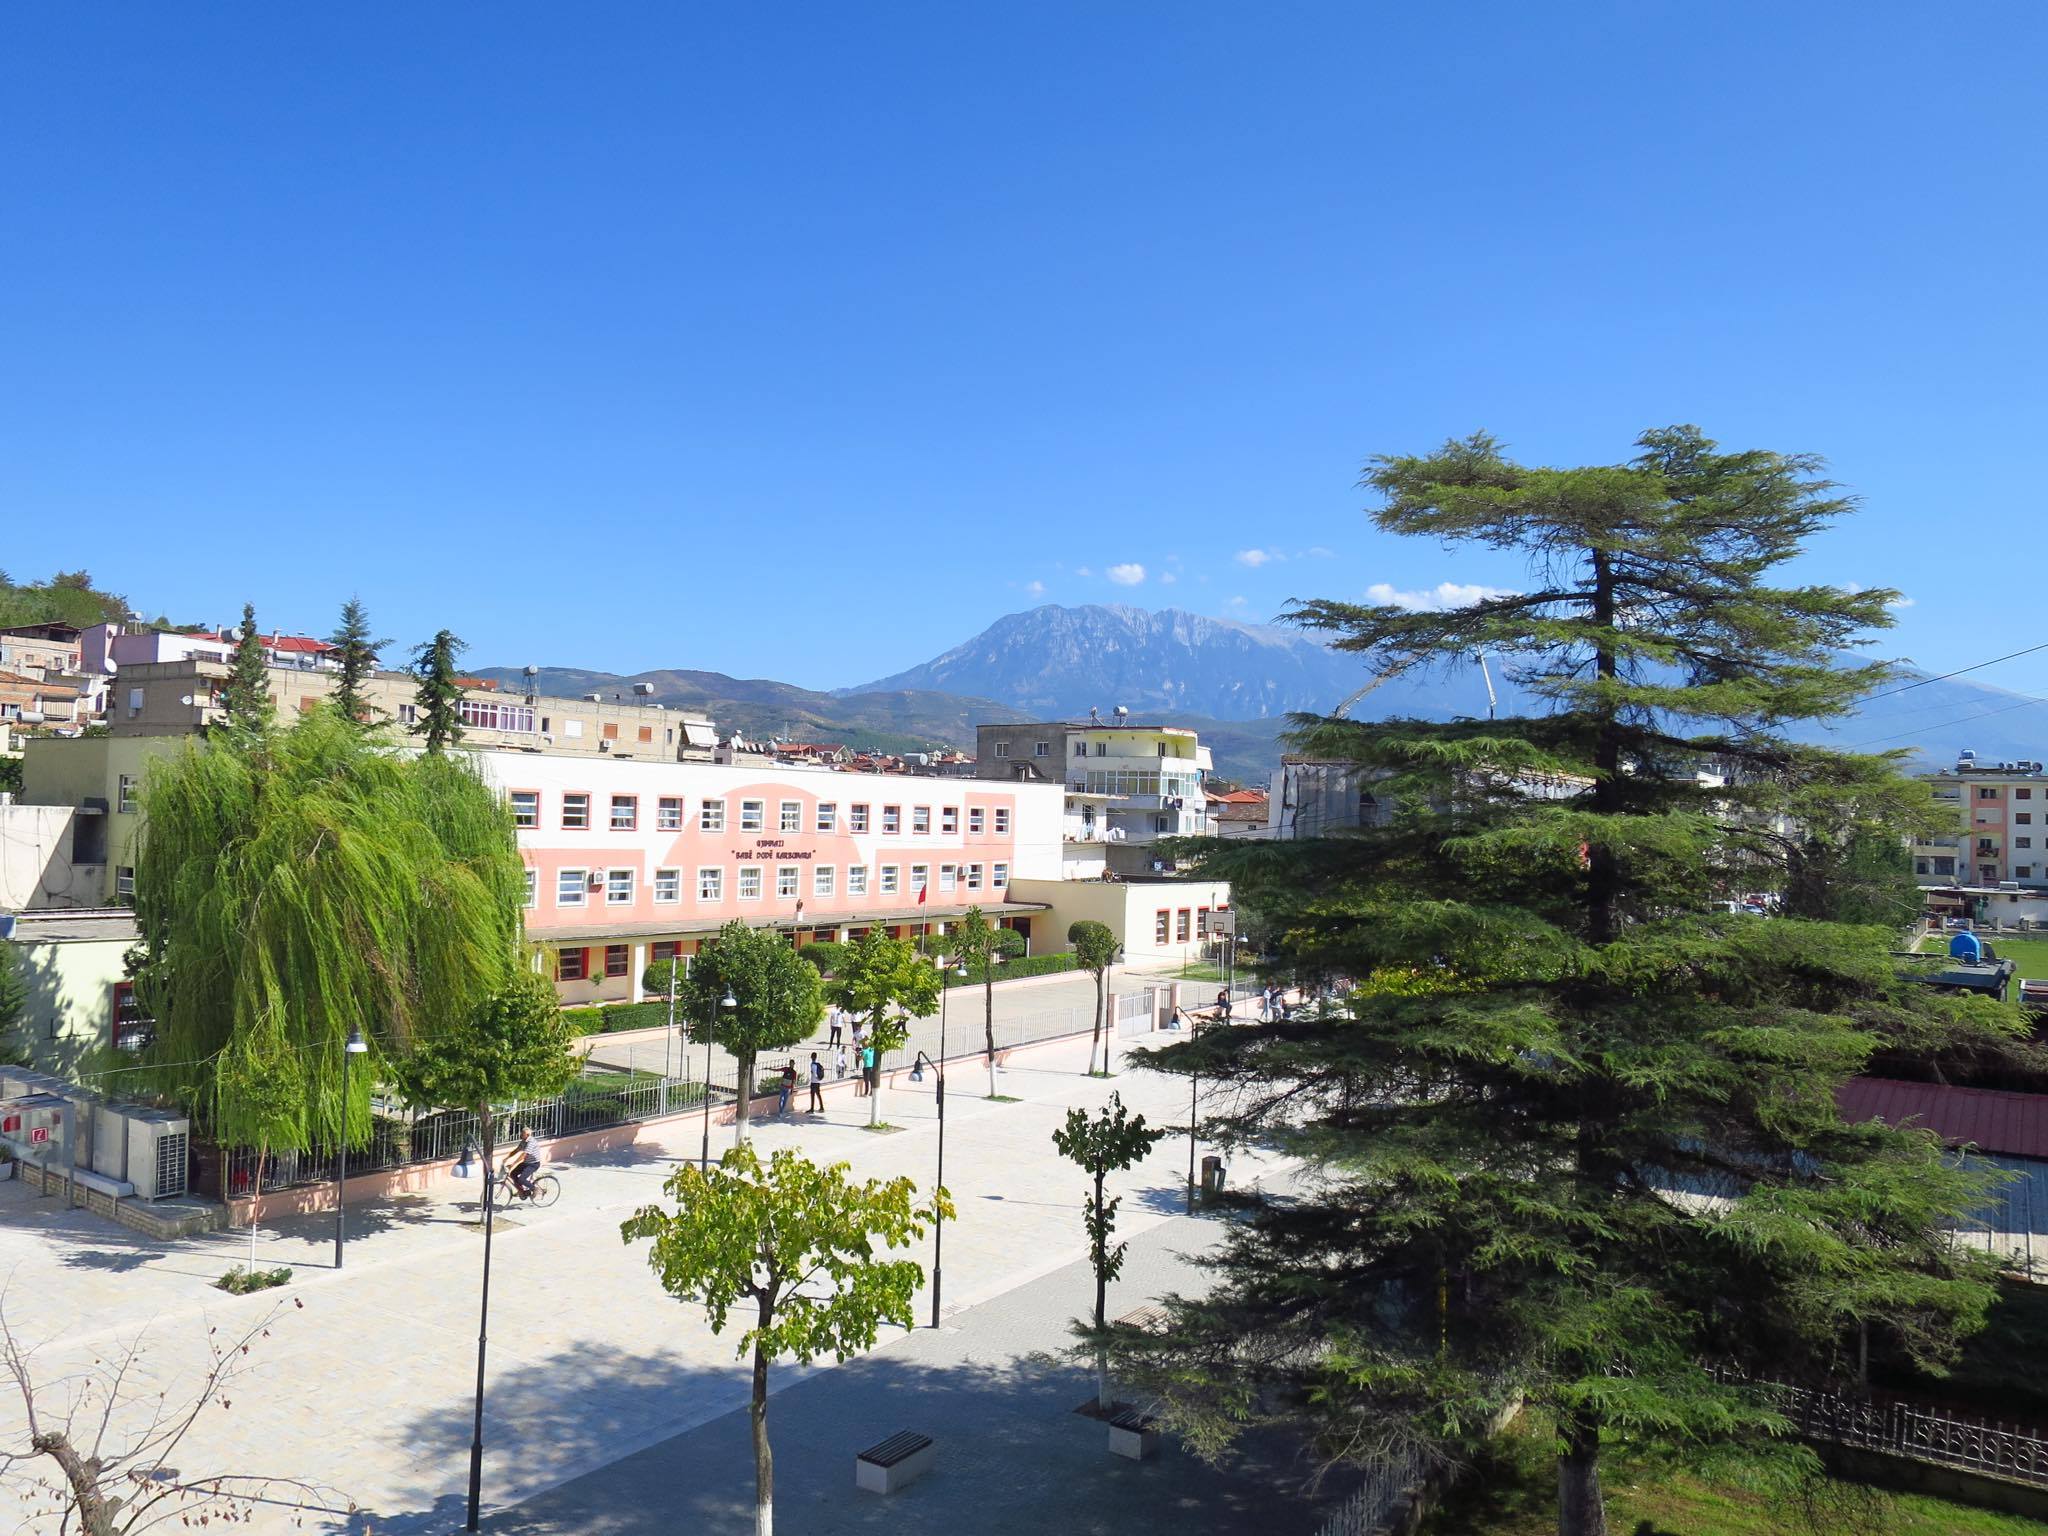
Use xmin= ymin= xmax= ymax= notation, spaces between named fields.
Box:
xmin=1215 ymin=986 xmax=1231 ymax=1023
xmin=834 ymin=1042 xmax=849 ymax=1080
xmin=827 ymin=1006 xmax=844 ymax=1047
xmin=861 ymin=1040 xmax=878 ymax=1095
xmin=807 ymin=1051 xmax=825 ymax=1113
xmin=776 ymin=1059 xmax=797 ymax=1116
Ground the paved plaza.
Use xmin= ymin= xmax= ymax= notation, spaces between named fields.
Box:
xmin=0 ymin=1027 xmax=1299 ymax=1534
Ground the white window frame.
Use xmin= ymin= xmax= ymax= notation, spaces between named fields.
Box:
xmin=698 ymin=866 xmax=724 ymax=901
xmin=993 ymin=808 xmax=1010 ymax=835
xmin=607 ymin=868 xmax=636 ymax=904
xmin=992 ymin=862 xmax=1009 ymax=887
xmin=741 ymin=799 xmax=765 ymax=832
xmin=557 ymin=868 xmax=588 ymax=907
xmin=610 ymin=795 xmax=638 ymax=831
xmin=509 ymin=790 xmax=539 ymax=828
xmin=738 ymin=865 xmax=763 ymax=900
xmin=965 ymin=863 xmax=982 ymax=891
xmin=701 ymin=798 xmax=726 ymax=832
xmin=777 ymin=864 xmax=800 ymax=899
xmin=780 ymin=800 xmax=802 ymax=833
xmin=994 ymin=741 xmax=1009 ymax=758
xmin=523 ymin=869 xmax=539 ymax=908
xmin=115 ymin=865 xmax=136 ymax=900
xmin=654 ymin=868 xmax=682 ymax=903
xmin=880 ymin=865 xmax=900 ymax=896
xmin=816 ymin=802 xmax=837 ymax=833
xmin=117 ymin=774 xmax=138 ymax=814
xmin=848 ymin=864 xmax=869 ymax=896
xmin=814 ymin=865 xmax=835 ymax=897
xmin=882 ymin=805 xmax=901 ymax=835
xmin=562 ymin=793 xmax=591 ymax=830
xmin=912 ymin=806 xmax=931 ymax=835
xmin=941 ymin=806 xmax=958 ymax=835
xmin=850 ymin=803 xmax=870 ymax=833
xmin=939 ymin=864 xmax=956 ymax=893
xmin=968 ymin=807 xmax=984 ymax=835
xmin=910 ymin=863 xmax=930 ymax=893
xmin=657 ymin=796 xmax=684 ymax=831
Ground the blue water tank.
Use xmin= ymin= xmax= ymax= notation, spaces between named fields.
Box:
xmin=1950 ymin=931 xmax=1984 ymax=963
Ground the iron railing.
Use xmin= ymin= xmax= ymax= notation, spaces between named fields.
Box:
xmin=1761 ymin=1376 xmax=2048 ymax=1487
xmin=1313 ymin=1447 xmax=1429 ymax=1536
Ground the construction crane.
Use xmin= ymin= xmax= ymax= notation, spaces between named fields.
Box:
xmin=1333 ymin=653 xmax=1497 ymax=721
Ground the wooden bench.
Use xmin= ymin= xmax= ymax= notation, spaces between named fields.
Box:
xmin=1105 ymin=1405 xmax=1160 ymax=1460
xmin=856 ymin=1430 xmax=936 ymax=1493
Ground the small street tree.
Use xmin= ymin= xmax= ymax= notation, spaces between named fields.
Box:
xmin=622 ymin=1144 xmax=947 ymax=1536
xmin=1127 ymin=427 xmax=2023 ymax=1536
xmin=1068 ymin=920 xmax=1117 ymax=1075
xmin=1052 ymin=1091 xmax=1165 ymax=1409
xmin=221 ymin=601 xmax=273 ymax=738
xmin=681 ymin=920 xmax=822 ymax=1145
xmin=394 ymin=970 xmax=578 ymax=1171
xmin=946 ymin=907 xmax=1027 ymax=1097
xmin=0 ymin=1289 xmax=350 ymax=1534
xmin=214 ymin=1029 xmax=307 ymax=1267
xmin=828 ymin=927 xmax=941 ymax=1126
xmin=326 ymin=596 xmax=387 ymax=726
xmin=409 ymin=628 xmax=468 ymax=753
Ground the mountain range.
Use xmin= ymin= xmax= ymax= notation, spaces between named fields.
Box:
xmin=482 ymin=603 xmax=2048 ymax=786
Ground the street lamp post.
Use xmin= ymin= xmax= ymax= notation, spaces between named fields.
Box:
xmin=1186 ymin=1009 xmax=1200 ymax=1216
xmin=931 ymin=958 xmax=965 ymax=1328
xmin=334 ymin=1026 xmax=368 ymax=1269
xmin=703 ymin=987 xmax=736 ymax=1171
xmin=663 ymin=951 xmax=677 ymax=1080
xmin=464 ymin=1156 xmax=496 ymax=1532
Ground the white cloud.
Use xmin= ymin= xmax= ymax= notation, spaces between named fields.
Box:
xmin=1234 ymin=548 xmax=1278 ymax=568
xmin=1301 ymin=546 xmax=1336 ymax=560
xmin=1074 ymin=565 xmax=1093 ymax=578
xmin=1106 ymin=563 xmax=1146 ymax=586
xmin=1158 ymin=571 xmax=1178 ymax=585
xmin=1890 ymin=595 xmax=1916 ymax=609
xmin=1365 ymin=580 xmax=1516 ymax=612
xmin=1226 ymin=594 xmax=1248 ymax=609
xmin=1023 ymin=579 xmax=1046 ymax=596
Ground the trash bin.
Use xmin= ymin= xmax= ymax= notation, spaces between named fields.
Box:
xmin=1200 ymin=1155 xmax=1225 ymax=1199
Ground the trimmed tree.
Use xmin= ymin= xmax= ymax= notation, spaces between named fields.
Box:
xmin=0 ymin=941 xmax=25 ymax=1065
xmin=1068 ymin=920 xmax=1117 ymax=1075
xmin=947 ymin=907 xmax=1028 ymax=1097
xmin=622 ymin=1144 xmax=948 ymax=1536
xmin=221 ymin=602 xmax=273 ymax=739
xmin=392 ymin=970 xmax=578 ymax=1176
xmin=326 ymin=596 xmax=387 ymax=727
xmin=1052 ymin=1091 xmax=1165 ymax=1410
xmin=409 ymin=628 xmax=467 ymax=754
xmin=828 ymin=928 xmax=941 ymax=1126
xmin=681 ymin=920 xmax=823 ymax=1145
xmin=1126 ymin=427 xmax=2021 ymax=1536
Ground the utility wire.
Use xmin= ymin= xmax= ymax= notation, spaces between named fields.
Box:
xmin=1849 ymin=692 xmax=2048 ymax=751
xmin=1861 ymin=639 xmax=2048 ymax=702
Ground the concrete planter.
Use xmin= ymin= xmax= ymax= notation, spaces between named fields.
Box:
xmin=1106 ymin=1420 xmax=1159 ymax=1460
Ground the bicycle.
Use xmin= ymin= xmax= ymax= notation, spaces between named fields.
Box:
xmin=499 ymin=1169 xmax=561 ymax=1210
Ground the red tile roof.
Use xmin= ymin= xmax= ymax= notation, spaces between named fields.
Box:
xmin=1836 ymin=1077 xmax=2048 ymax=1160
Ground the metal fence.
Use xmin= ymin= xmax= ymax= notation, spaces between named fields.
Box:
xmin=1313 ymin=1446 xmax=1429 ymax=1536
xmin=1761 ymin=1376 xmax=2048 ymax=1487
xmin=219 ymin=1071 xmax=721 ymax=1196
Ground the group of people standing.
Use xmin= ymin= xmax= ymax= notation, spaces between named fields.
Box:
xmin=771 ymin=1004 xmax=882 ymax=1115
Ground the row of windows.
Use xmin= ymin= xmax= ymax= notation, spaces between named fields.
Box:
xmin=508 ymin=790 xmax=1011 ymax=838
xmin=1151 ymin=905 xmax=1230 ymax=945
xmin=1977 ymin=786 xmax=2039 ymax=799
xmin=525 ymin=860 xmax=1012 ymax=908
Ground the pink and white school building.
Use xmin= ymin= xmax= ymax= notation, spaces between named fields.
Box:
xmin=473 ymin=751 xmax=1231 ymax=1003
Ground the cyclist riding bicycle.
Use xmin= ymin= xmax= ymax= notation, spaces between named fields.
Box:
xmin=501 ymin=1125 xmax=541 ymax=1199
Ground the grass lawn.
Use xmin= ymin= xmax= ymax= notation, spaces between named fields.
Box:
xmin=1921 ymin=933 xmax=2048 ymax=983
xmin=1418 ymin=1414 xmax=2048 ymax=1536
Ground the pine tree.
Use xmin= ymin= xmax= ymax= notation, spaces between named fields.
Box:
xmin=221 ymin=602 xmax=274 ymax=738
xmin=1124 ymin=427 xmax=2027 ymax=1536
xmin=410 ymin=628 xmax=467 ymax=754
xmin=327 ymin=597 xmax=388 ymax=727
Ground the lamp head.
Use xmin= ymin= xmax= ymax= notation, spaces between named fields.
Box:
xmin=344 ymin=1027 xmax=368 ymax=1055
xmin=721 ymin=990 xmax=738 ymax=1010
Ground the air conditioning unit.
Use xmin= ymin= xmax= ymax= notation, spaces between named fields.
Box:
xmin=599 ymin=740 xmax=612 ymax=752
xmin=126 ymin=1108 xmax=190 ymax=1200
xmin=589 ymin=870 xmax=606 ymax=888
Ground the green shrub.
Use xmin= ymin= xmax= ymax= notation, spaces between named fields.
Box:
xmin=216 ymin=1264 xmax=293 ymax=1294
xmin=561 ymin=1001 xmax=675 ymax=1036
xmin=797 ymin=941 xmax=850 ymax=976
xmin=941 ymin=952 xmax=1080 ymax=987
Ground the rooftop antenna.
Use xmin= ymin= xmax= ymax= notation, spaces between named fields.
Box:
xmin=522 ymin=664 xmax=538 ymax=708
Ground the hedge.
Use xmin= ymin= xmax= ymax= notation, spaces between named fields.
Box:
xmin=562 ymin=1000 xmax=679 ymax=1036
xmin=942 ymin=952 xmax=1081 ymax=988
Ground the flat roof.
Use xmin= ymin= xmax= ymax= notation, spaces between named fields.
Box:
xmin=6 ymin=909 xmax=139 ymax=944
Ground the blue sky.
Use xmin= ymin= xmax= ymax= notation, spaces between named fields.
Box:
xmin=3 ymin=5 xmax=2042 ymax=692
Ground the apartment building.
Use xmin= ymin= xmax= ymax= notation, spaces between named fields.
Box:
xmin=1917 ymin=753 xmax=2048 ymax=889
xmin=976 ymin=716 xmax=1212 ymax=876
xmin=0 ymin=624 xmax=85 ymax=680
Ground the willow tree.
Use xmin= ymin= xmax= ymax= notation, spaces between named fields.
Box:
xmin=1125 ymin=428 xmax=2025 ymax=1536
xmin=130 ymin=708 xmax=526 ymax=1154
